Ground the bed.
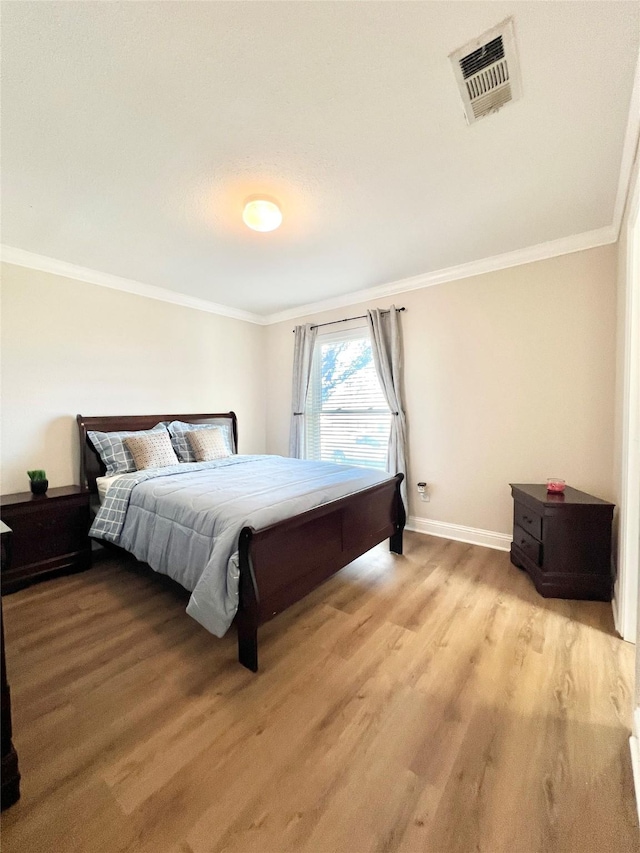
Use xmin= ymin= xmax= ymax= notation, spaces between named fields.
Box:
xmin=77 ymin=412 xmax=405 ymax=671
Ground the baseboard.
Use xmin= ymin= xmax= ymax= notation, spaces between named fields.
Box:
xmin=406 ymin=516 xmax=512 ymax=552
xmin=612 ymin=557 xmax=620 ymax=635
xmin=612 ymin=589 xmax=622 ymax=638
xmin=631 ymin=709 xmax=640 ymax=824
xmin=612 ymin=562 xmax=637 ymax=642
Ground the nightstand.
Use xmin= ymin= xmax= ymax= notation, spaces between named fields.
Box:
xmin=1 ymin=521 xmax=20 ymax=809
xmin=509 ymin=484 xmax=614 ymax=601
xmin=0 ymin=486 xmax=91 ymax=594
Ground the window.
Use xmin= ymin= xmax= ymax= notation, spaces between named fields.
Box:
xmin=305 ymin=327 xmax=391 ymax=470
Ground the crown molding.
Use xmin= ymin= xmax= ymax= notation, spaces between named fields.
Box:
xmin=612 ymin=47 xmax=640 ymax=238
xmin=263 ymin=224 xmax=617 ymax=325
xmin=0 ymin=245 xmax=268 ymax=326
xmin=1 ymin=54 xmax=635 ymax=327
xmin=0 ymin=223 xmax=618 ymax=329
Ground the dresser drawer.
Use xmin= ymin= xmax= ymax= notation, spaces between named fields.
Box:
xmin=2 ymin=502 xmax=88 ymax=569
xmin=510 ymin=484 xmax=614 ymax=601
xmin=513 ymin=524 xmax=542 ymax=566
xmin=0 ymin=489 xmax=91 ymax=593
xmin=514 ymin=502 xmax=542 ymax=541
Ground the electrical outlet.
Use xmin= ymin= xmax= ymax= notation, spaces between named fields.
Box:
xmin=416 ymin=482 xmax=430 ymax=502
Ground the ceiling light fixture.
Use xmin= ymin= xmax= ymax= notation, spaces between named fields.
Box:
xmin=242 ymin=198 xmax=282 ymax=232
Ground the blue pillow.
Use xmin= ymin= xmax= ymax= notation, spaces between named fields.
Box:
xmin=88 ymin=423 xmax=168 ymax=476
xmin=167 ymin=421 xmax=234 ymax=463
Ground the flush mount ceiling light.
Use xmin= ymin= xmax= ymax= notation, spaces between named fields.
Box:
xmin=242 ymin=198 xmax=282 ymax=232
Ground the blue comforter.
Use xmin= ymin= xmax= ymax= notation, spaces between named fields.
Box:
xmin=90 ymin=455 xmax=392 ymax=637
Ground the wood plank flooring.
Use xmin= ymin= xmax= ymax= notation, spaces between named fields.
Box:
xmin=1 ymin=533 xmax=637 ymax=853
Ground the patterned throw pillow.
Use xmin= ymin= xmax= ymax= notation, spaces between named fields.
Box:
xmin=167 ymin=421 xmax=234 ymax=462
xmin=124 ymin=430 xmax=179 ymax=470
xmin=186 ymin=427 xmax=230 ymax=462
xmin=87 ymin=423 xmax=167 ymax=476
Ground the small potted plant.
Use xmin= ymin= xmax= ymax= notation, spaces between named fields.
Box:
xmin=27 ymin=470 xmax=48 ymax=496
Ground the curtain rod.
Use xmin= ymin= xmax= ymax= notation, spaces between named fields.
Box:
xmin=292 ymin=306 xmax=405 ymax=332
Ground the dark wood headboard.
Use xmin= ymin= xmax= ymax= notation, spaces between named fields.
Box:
xmin=76 ymin=412 xmax=238 ymax=493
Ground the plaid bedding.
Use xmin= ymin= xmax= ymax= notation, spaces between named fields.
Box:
xmin=90 ymin=456 xmax=261 ymax=544
xmin=89 ymin=454 xmax=392 ymax=637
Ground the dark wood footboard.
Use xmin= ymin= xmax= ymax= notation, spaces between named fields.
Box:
xmin=237 ymin=474 xmax=404 ymax=671
xmin=77 ymin=412 xmax=405 ymax=673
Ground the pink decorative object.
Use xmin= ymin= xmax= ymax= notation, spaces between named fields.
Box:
xmin=546 ymin=478 xmax=566 ymax=493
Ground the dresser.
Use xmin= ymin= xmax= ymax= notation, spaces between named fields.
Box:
xmin=509 ymin=484 xmax=614 ymax=601
xmin=1 ymin=521 xmax=20 ymax=809
xmin=0 ymin=486 xmax=91 ymax=594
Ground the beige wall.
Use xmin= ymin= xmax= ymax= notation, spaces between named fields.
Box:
xmin=614 ymin=146 xmax=639 ymax=554
xmin=612 ymin=142 xmax=640 ymax=701
xmin=0 ymin=245 xmax=619 ymax=536
xmin=266 ymin=246 xmax=618 ymax=534
xmin=0 ymin=263 xmax=266 ymax=494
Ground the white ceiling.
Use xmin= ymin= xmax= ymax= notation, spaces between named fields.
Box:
xmin=2 ymin=2 xmax=638 ymax=317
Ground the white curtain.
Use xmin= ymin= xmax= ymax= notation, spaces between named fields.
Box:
xmin=289 ymin=323 xmax=318 ymax=458
xmin=366 ymin=305 xmax=408 ymax=507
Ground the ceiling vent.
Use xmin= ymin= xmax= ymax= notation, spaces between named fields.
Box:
xmin=449 ymin=18 xmax=522 ymax=125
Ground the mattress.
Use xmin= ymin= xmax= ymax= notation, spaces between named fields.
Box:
xmin=95 ymin=474 xmax=125 ymax=504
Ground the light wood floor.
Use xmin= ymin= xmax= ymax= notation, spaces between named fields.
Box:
xmin=1 ymin=533 xmax=637 ymax=853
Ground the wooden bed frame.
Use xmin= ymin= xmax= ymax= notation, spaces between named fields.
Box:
xmin=76 ymin=412 xmax=405 ymax=671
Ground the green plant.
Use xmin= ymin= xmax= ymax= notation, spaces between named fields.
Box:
xmin=27 ymin=469 xmax=47 ymax=482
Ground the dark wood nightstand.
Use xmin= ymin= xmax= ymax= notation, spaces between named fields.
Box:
xmin=509 ymin=484 xmax=614 ymax=601
xmin=1 ymin=521 xmax=20 ymax=809
xmin=0 ymin=486 xmax=91 ymax=595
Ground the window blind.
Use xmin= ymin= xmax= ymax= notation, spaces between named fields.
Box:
xmin=305 ymin=328 xmax=391 ymax=470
